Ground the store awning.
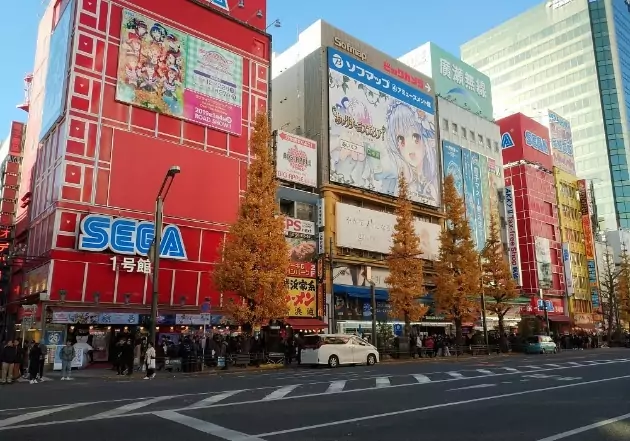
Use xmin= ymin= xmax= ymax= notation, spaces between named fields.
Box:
xmin=285 ymin=318 xmax=327 ymax=330
xmin=548 ymin=315 xmax=571 ymax=323
xmin=333 ymin=284 xmax=389 ymax=300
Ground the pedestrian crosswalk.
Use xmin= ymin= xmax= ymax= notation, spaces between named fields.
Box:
xmin=0 ymin=357 xmax=628 ymax=431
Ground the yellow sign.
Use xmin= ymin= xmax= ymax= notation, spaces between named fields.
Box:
xmin=285 ymin=277 xmax=317 ymax=317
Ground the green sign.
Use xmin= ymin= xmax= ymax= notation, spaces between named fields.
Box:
xmin=429 ymin=43 xmax=493 ymax=120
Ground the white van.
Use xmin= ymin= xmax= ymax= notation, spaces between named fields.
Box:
xmin=300 ymin=334 xmax=379 ymax=367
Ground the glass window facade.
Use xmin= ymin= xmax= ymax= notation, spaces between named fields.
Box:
xmin=460 ymin=0 xmax=630 ymax=231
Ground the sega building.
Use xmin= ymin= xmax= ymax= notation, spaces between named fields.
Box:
xmin=9 ymin=0 xmax=270 ymax=349
xmin=498 ymin=113 xmax=570 ymax=332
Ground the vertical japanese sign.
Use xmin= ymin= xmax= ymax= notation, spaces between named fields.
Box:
xmin=548 ymin=110 xmax=576 ymax=175
xmin=578 ymin=178 xmax=600 ymax=311
xmin=535 ymin=237 xmax=552 ymax=289
xmin=462 ymin=148 xmax=477 ymax=246
xmin=471 ymin=152 xmax=486 ymax=251
xmin=284 ymin=278 xmax=316 ymax=317
xmin=562 ymin=242 xmax=574 ymax=296
xmin=284 ymin=215 xmax=317 ymax=317
xmin=504 ymin=186 xmax=522 ymax=285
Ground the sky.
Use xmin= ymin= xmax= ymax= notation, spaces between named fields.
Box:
xmin=0 ymin=0 xmax=543 ymax=138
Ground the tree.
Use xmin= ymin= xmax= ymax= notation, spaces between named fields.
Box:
xmin=598 ymin=244 xmax=619 ymax=340
xmin=385 ymin=173 xmax=429 ymax=336
xmin=481 ymin=211 xmax=518 ymax=339
xmin=213 ymin=112 xmax=290 ymax=329
xmin=616 ymin=248 xmax=630 ymax=333
xmin=433 ymin=174 xmax=481 ymax=345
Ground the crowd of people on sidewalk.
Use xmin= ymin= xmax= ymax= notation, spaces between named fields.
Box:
xmin=0 ymin=339 xmax=48 ymax=384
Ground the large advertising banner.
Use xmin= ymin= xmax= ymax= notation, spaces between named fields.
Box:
xmin=504 ymin=186 xmax=522 ymax=285
xmin=327 ymin=48 xmax=439 ymax=207
xmin=479 ymin=155 xmax=491 ymax=239
xmin=116 ymin=10 xmax=243 ymax=136
xmin=535 ymin=237 xmax=552 ymax=289
xmin=562 ymin=242 xmax=574 ymax=296
xmin=284 ymin=277 xmax=316 ymax=317
xmin=461 ymin=148 xmax=477 ymax=244
xmin=284 ymin=217 xmax=317 ymax=264
xmin=471 ymin=152 xmax=486 ymax=250
xmin=548 ymin=110 xmax=576 ymax=175
xmin=40 ymin=0 xmax=74 ymax=141
xmin=441 ymin=141 xmax=464 ymax=198
xmin=276 ymin=131 xmax=318 ymax=187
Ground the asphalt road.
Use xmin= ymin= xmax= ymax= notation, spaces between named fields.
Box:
xmin=2 ymin=348 xmax=630 ymax=440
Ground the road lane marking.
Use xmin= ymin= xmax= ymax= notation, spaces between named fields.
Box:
xmin=188 ymin=390 xmax=244 ymax=408
xmin=536 ymin=411 xmax=630 ymax=440
xmin=93 ymin=396 xmax=175 ymax=418
xmin=545 ymin=364 xmax=561 ymax=368
xmin=520 ymin=365 xmax=541 ymax=370
xmin=375 ymin=377 xmax=391 ymax=388
xmin=154 ymin=410 xmax=267 ymax=441
xmin=448 ymin=384 xmax=495 ymax=391
xmin=261 ymin=385 xmax=299 ymax=401
xmin=0 ymin=405 xmax=78 ymax=428
xmin=412 ymin=374 xmax=431 ymax=383
xmin=325 ymin=381 xmax=346 ymax=393
xmin=502 ymin=367 xmax=520 ymax=372
xmin=252 ymin=374 xmax=630 ymax=438
xmin=567 ymin=362 xmax=583 ymax=366
xmin=1 ymin=359 xmax=628 ymax=430
xmin=447 ymin=372 xmax=464 ymax=378
xmin=476 ymin=369 xmax=494 ymax=375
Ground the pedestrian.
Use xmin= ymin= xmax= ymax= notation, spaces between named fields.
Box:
xmin=144 ymin=342 xmax=156 ymax=380
xmin=28 ymin=342 xmax=42 ymax=384
xmin=13 ymin=340 xmax=22 ymax=380
xmin=115 ymin=340 xmax=125 ymax=375
xmin=37 ymin=339 xmax=47 ymax=380
xmin=59 ymin=340 xmax=75 ymax=380
xmin=124 ymin=339 xmax=134 ymax=375
xmin=0 ymin=340 xmax=17 ymax=384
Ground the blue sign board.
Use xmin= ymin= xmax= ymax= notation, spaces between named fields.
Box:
xmin=536 ymin=299 xmax=555 ymax=312
xmin=524 ymin=130 xmax=550 ymax=155
xmin=501 ymin=133 xmax=515 ymax=149
xmin=587 ymin=260 xmax=597 ymax=284
xmin=327 ymin=47 xmax=434 ymax=114
xmin=393 ymin=324 xmax=403 ymax=336
xmin=591 ymin=289 xmax=600 ymax=308
xmin=78 ymin=214 xmax=187 ymax=259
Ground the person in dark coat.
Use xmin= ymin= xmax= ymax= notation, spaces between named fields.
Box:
xmin=115 ymin=340 xmax=125 ymax=375
xmin=28 ymin=342 xmax=42 ymax=384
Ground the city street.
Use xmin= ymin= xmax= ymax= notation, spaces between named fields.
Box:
xmin=1 ymin=349 xmax=630 ymax=440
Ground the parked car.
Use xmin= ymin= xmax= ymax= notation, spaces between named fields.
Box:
xmin=300 ymin=334 xmax=379 ymax=367
xmin=524 ymin=335 xmax=558 ymax=354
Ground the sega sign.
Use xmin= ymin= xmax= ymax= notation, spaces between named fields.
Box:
xmin=524 ymin=130 xmax=550 ymax=155
xmin=504 ymin=186 xmax=522 ymax=285
xmin=78 ymin=215 xmax=187 ymax=260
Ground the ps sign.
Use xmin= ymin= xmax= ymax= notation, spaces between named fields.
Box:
xmin=78 ymin=215 xmax=187 ymax=260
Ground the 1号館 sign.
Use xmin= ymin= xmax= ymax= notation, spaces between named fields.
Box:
xmin=335 ymin=202 xmax=440 ymax=259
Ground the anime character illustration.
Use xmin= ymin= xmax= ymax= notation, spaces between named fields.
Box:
xmin=116 ymin=12 xmax=186 ymax=117
xmin=328 ymin=69 xmax=439 ymax=207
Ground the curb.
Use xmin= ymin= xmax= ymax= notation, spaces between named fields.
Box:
xmin=380 ymin=353 xmax=518 ymax=365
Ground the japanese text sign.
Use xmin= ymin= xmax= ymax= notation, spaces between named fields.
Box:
xmin=285 ymin=277 xmax=316 ymax=318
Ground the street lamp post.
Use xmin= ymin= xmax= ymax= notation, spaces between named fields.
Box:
xmin=149 ymin=166 xmax=181 ymax=346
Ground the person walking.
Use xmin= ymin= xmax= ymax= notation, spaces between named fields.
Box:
xmin=0 ymin=340 xmax=17 ymax=384
xmin=28 ymin=342 xmax=42 ymax=384
xmin=143 ymin=342 xmax=156 ymax=379
xmin=59 ymin=340 xmax=75 ymax=380
xmin=123 ymin=339 xmax=134 ymax=376
xmin=37 ymin=340 xmax=47 ymax=380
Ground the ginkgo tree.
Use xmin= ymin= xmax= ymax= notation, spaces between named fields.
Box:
xmin=213 ymin=112 xmax=290 ymax=329
xmin=481 ymin=211 xmax=518 ymax=340
xmin=433 ymin=175 xmax=481 ymax=345
xmin=385 ymin=173 xmax=429 ymax=337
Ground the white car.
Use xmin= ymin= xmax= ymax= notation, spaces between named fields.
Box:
xmin=300 ymin=334 xmax=379 ymax=367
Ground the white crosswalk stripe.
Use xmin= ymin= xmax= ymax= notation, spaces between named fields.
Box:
xmin=567 ymin=361 xmax=583 ymax=366
xmin=188 ymin=390 xmax=243 ymax=408
xmin=375 ymin=377 xmax=391 ymax=388
xmin=503 ymin=367 xmax=520 ymax=372
xmin=447 ymin=372 xmax=465 ymax=378
xmin=476 ymin=369 xmax=494 ymax=375
xmin=0 ymin=405 xmax=78 ymax=428
xmin=325 ymin=380 xmax=347 ymax=393
xmin=262 ymin=384 xmax=300 ymax=401
xmin=94 ymin=396 xmax=175 ymax=418
xmin=412 ymin=374 xmax=431 ymax=383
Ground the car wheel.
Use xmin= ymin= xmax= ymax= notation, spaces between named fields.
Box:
xmin=541 ymin=348 xmax=546 ymax=354
xmin=367 ymin=353 xmax=377 ymax=366
xmin=553 ymin=347 xmax=558 ymax=354
xmin=328 ymin=355 xmax=339 ymax=368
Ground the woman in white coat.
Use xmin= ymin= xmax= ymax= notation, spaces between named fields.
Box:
xmin=144 ymin=342 xmax=156 ymax=379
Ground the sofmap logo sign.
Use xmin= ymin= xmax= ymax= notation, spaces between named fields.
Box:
xmin=78 ymin=215 xmax=187 ymax=260
xmin=328 ymin=48 xmax=434 ymax=112
xmin=504 ymin=186 xmax=522 ymax=285
xmin=333 ymin=36 xmax=367 ymax=61
xmin=524 ymin=130 xmax=550 ymax=155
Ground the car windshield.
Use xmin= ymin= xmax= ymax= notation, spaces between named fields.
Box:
xmin=526 ymin=337 xmax=540 ymax=344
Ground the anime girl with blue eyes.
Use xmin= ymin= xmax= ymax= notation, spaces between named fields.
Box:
xmin=377 ymin=101 xmax=438 ymax=203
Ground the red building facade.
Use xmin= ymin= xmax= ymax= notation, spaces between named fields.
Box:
xmin=8 ymin=0 xmax=270 ymax=336
xmin=498 ymin=113 xmax=568 ymax=323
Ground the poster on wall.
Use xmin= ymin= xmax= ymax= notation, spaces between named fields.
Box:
xmin=327 ymin=48 xmax=439 ymax=207
xmin=548 ymin=110 xmax=576 ymax=175
xmin=284 ymin=217 xmax=317 ymax=263
xmin=276 ymin=131 xmax=318 ymax=187
xmin=40 ymin=0 xmax=75 ymax=141
xmin=471 ymin=152 xmax=486 ymax=250
xmin=441 ymin=141 xmax=464 ymax=198
xmin=479 ymin=155 xmax=492 ymax=239
xmin=116 ymin=9 xmax=243 ymax=136
xmin=461 ymin=148 xmax=477 ymax=244
xmin=535 ymin=237 xmax=552 ymax=289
